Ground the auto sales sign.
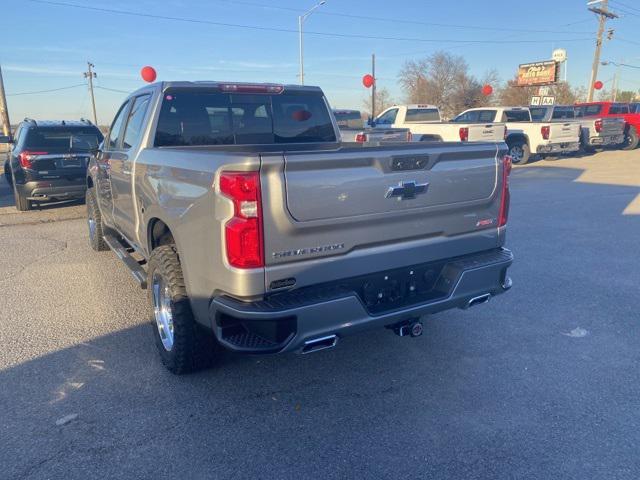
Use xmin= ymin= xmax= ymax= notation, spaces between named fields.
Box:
xmin=517 ymin=61 xmax=558 ymax=86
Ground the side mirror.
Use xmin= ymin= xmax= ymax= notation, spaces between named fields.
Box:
xmin=367 ymin=117 xmax=376 ymax=127
xmin=0 ymin=135 xmax=13 ymax=144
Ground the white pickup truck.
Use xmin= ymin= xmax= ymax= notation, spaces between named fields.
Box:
xmin=453 ymin=107 xmax=581 ymax=164
xmin=333 ymin=109 xmax=411 ymax=144
xmin=372 ymin=104 xmax=506 ymax=144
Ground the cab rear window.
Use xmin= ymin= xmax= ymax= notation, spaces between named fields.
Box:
xmin=155 ymin=89 xmax=336 ymax=146
xmin=405 ymin=108 xmax=440 ymax=122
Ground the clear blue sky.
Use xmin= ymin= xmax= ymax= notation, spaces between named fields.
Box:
xmin=3 ymin=0 xmax=640 ymax=124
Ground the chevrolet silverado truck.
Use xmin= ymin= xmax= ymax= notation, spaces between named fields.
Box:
xmin=333 ymin=109 xmax=411 ymax=144
xmin=453 ymin=107 xmax=580 ymax=164
xmin=574 ymin=102 xmax=640 ymax=150
xmin=86 ymin=81 xmax=514 ymax=374
xmin=529 ymin=105 xmax=625 ymax=153
xmin=372 ymin=104 xmax=506 ymax=144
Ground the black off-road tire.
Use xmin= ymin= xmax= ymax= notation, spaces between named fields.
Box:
xmin=13 ymin=183 xmax=31 ymax=211
xmin=622 ymin=127 xmax=639 ymax=151
xmin=147 ymin=245 xmax=217 ymax=374
xmin=86 ymin=188 xmax=108 ymax=251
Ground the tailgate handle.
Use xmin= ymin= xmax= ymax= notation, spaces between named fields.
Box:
xmin=391 ymin=155 xmax=428 ymax=171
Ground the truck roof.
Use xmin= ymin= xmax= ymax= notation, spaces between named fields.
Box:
xmin=463 ymin=106 xmax=530 ymax=112
xmin=127 ymin=81 xmax=324 ymax=99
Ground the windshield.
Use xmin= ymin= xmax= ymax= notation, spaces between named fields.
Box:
xmin=155 ymin=89 xmax=337 ymax=146
xmin=24 ymin=127 xmax=103 ymax=151
xmin=630 ymin=103 xmax=640 ymax=113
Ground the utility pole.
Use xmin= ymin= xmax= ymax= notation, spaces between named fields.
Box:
xmin=0 ymin=64 xmax=11 ymax=137
xmin=83 ymin=62 xmax=98 ymax=125
xmin=371 ymin=53 xmax=376 ymax=119
xmin=587 ymin=0 xmax=617 ymax=102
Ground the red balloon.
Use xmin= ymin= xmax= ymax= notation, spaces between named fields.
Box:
xmin=481 ymin=84 xmax=493 ymax=96
xmin=141 ymin=66 xmax=157 ymax=83
xmin=594 ymin=80 xmax=603 ymax=90
xmin=362 ymin=74 xmax=374 ymax=88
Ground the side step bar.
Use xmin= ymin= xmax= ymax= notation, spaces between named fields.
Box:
xmin=103 ymin=234 xmax=148 ymax=289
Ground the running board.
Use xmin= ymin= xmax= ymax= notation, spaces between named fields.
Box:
xmin=103 ymin=234 xmax=148 ymax=289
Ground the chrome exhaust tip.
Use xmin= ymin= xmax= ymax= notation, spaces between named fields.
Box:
xmin=466 ymin=293 xmax=491 ymax=309
xmin=301 ymin=335 xmax=338 ymax=354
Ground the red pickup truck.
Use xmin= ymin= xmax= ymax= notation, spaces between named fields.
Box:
xmin=575 ymin=102 xmax=639 ymax=150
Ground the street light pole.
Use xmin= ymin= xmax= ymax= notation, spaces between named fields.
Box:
xmin=298 ymin=1 xmax=326 ymax=85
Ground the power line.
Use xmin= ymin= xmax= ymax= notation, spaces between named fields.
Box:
xmin=25 ymin=0 xmax=592 ymax=45
xmin=610 ymin=0 xmax=640 ymax=14
xmin=603 ymin=61 xmax=640 ymax=69
xmin=6 ymin=83 xmax=86 ymax=96
xmin=216 ymin=0 xmax=595 ymax=35
xmin=94 ymin=85 xmax=130 ymax=94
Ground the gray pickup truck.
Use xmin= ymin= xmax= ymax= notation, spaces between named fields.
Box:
xmin=86 ymin=81 xmax=513 ymax=374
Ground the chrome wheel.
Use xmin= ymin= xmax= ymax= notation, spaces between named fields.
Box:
xmin=152 ymin=273 xmax=174 ymax=351
xmin=509 ymin=145 xmax=524 ymax=164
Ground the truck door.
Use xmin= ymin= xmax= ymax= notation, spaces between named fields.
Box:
xmin=110 ymin=94 xmax=151 ymax=244
xmin=97 ymin=99 xmax=130 ymax=227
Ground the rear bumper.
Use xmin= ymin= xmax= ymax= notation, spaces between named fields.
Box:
xmin=209 ymin=248 xmax=513 ymax=354
xmin=588 ymin=134 xmax=625 ymax=146
xmin=536 ymin=142 xmax=580 ymax=154
xmin=15 ymin=179 xmax=86 ymax=201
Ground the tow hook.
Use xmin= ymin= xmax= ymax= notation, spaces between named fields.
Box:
xmin=393 ymin=319 xmax=423 ymax=338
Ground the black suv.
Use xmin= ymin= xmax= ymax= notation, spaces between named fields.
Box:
xmin=2 ymin=119 xmax=103 ymax=211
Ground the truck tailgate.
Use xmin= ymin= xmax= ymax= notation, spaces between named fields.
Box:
xmin=466 ymin=124 xmax=505 ymax=142
xmin=601 ymin=117 xmax=626 ymax=136
xmin=260 ymin=142 xmax=505 ymax=291
xmin=549 ymin=122 xmax=580 ymax=143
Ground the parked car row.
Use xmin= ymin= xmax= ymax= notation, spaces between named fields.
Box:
xmin=338 ymin=101 xmax=639 ymax=165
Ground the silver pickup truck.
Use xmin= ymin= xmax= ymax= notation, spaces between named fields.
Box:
xmin=333 ymin=109 xmax=411 ymax=144
xmin=86 ymin=81 xmax=513 ymax=374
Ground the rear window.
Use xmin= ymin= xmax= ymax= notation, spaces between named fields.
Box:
xmin=575 ymin=105 xmax=602 ymax=117
xmin=405 ymin=108 xmax=440 ymax=122
xmin=333 ymin=110 xmax=362 ymax=128
xmin=529 ymin=107 xmax=547 ymax=122
xmin=24 ymin=127 xmax=103 ymax=151
xmin=609 ymin=103 xmax=629 ymax=114
xmin=552 ymin=108 xmax=575 ymax=120
xmin=452 ymin=110 xmax=496 ymax=123
xmin=155 ymin=89 xmax=336 ymax=146
xmin=502 ymin=110 xmax=531 ymax=122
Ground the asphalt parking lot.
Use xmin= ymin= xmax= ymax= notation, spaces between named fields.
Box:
xmin=1 ymin=150 xmax=639 ymax=480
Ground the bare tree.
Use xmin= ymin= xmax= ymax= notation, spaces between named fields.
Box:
xmin=398 ymin=51 xmax=483 ymax=118
xmin=362 ymin=87 xmax=396 ymax=117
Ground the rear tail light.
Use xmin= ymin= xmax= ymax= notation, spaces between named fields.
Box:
xmin=18 ymin=151 xmax=48 ymax=169
xmin=219 ymin=171 xmax=264 ymax=268
xmin=541 ymin=125 xmax=550 ymax=140
xmin=595 ymin=119 xmax=603 ymax=133
xmin=503 ymin=126 xmax=508 ymax=141
xmin=498 ymin=155 xmax=511 ymax=227
xmin=355 ymin=133 xmax=368 ymax=143
xmin=407 ymin=131 xmax=412 ymax=142
xmin=459 ymin=127 xmax=469 ymax=142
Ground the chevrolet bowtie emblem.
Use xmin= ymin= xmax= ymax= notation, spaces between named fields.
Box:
xmin=385 ymin=181 xmax=429 ymax=200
